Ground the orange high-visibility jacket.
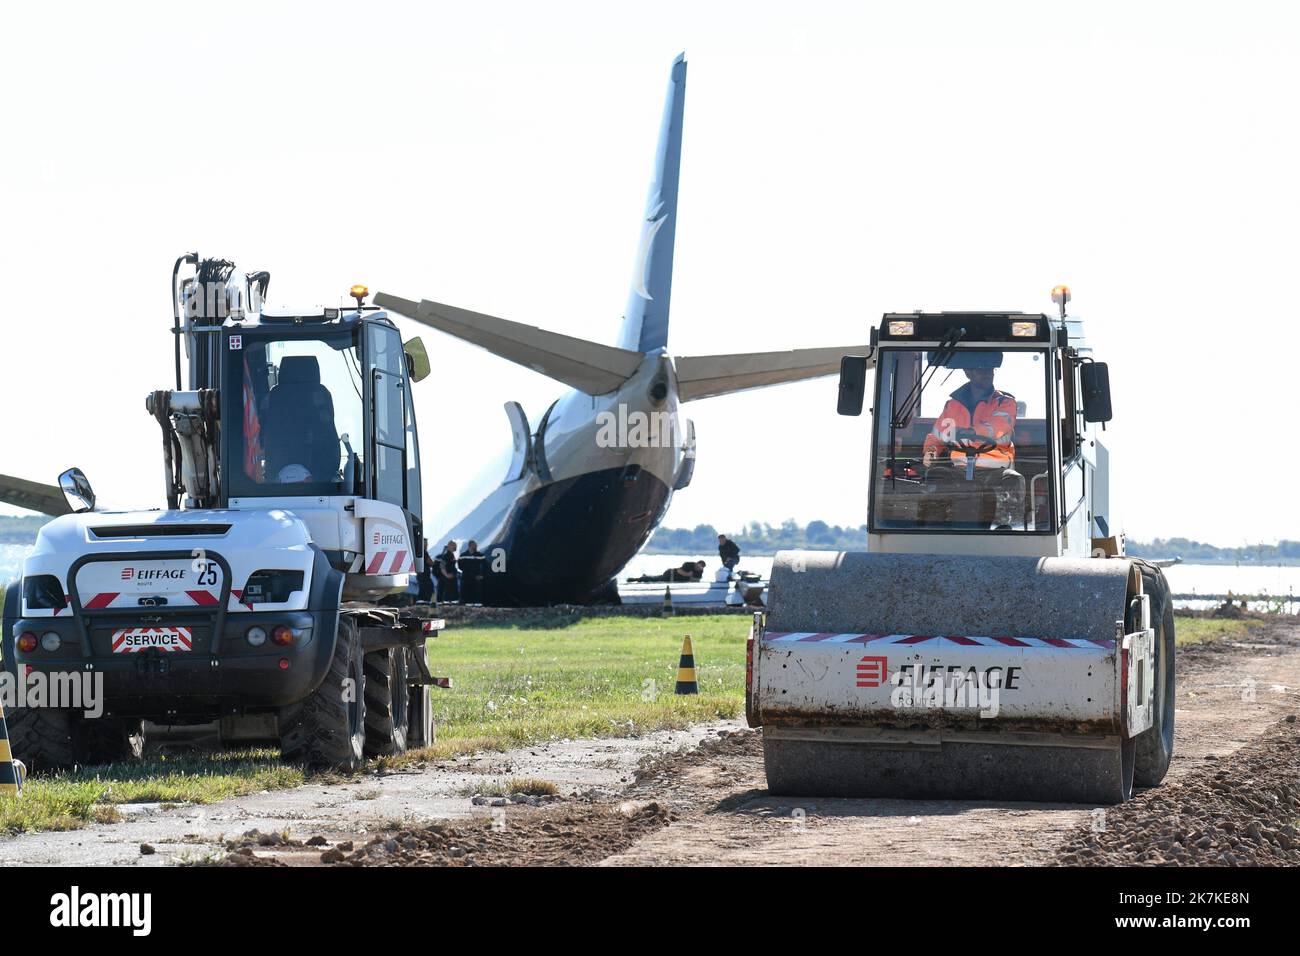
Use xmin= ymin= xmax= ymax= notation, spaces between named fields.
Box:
xmin=922 ymin=385 xmax=1017 ymax=468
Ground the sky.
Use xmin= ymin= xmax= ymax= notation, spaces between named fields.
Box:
xmin=1 ymin=1 xmax=1296 ymax=546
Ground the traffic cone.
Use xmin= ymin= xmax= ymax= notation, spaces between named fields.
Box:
xmin=0 ymin=700 xmax=22 ymax=797
xmin=662 ymin=586 xmax=673 ymax=616
xmin=674 ymin=634 xmax=698 ymax=695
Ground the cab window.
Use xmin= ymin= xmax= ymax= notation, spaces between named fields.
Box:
xmin=872 ymin=348 xmax=1054 ymax=532
xmin=367 ymin=324 xmax=406 ymax=507
xmin=229 ymin=330 xmax=365 ymax=497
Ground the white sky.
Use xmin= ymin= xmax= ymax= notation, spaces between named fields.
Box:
xmin=1 ymin=1 xmax=1296 ymax=545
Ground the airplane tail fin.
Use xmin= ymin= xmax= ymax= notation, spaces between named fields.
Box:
xmin=673 ymin=345 xmax=871 ymax=402
xmin=375 ymin=295 xmax=643 ymax=396
xmin=618 ymin=53 xmax=687 ymax=355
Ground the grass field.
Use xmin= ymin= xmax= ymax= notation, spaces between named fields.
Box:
xmin=1173 ymin=615 xmax=1265 ymax=645
xmin=2 ymin=613 xmax=748 ymax=834
xmin=0 ymin=752 xmax=304 ymax=835
xmin=415 ymin=613 xmax=747 ymax=759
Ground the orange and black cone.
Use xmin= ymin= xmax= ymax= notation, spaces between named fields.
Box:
xmin=0 ymin=699 xmax=22 ymax=797
xmin=674 ymin=634 xmax=698 ymax=695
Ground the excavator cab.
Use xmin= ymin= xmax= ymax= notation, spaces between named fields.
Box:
xmin=224 ymin=317 xmax=417 ymax=512
xmin=153 ymin=259 xmax=428 ymax=589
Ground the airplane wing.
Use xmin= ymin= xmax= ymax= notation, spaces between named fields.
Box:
xmin=673 ymin=345 xmax=872 ymax=402
xmin=0 ymin=473 xmax=70 ymax=516
xmin=376 ymin=295 xmax=643 ymax=396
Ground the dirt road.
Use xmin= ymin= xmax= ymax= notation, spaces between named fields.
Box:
xmin=5 ymin=622 xmax=1297 ymax=867
xmin=332 ymin=621 xmax=1300 ymax=867
xmin=601 ymin=623 xmax=1300 ymax=866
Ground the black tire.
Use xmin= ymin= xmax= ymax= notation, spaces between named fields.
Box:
xmin=5 ymin=708 xmax=143 ymax=772
xmin=279 ymin=616 xmax=366 ymax=771
xmin=5 ymin=706 xmax=77 ymax=772
xmin=1133 ymin=563 xmax=1176 ymax=787
xmin=363 ymin=647 xmax=409 ymax=757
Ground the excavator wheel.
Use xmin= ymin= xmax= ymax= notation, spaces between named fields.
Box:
xmin=1133 ymin=563 xmax=1176 ymax=787
xmin=279 ymin=616 xmax=367 ymax=771
xmin=4 ymin=707 xmax=143 ymax=772
xmin=363 ymin=646 xmax=410 ymax=757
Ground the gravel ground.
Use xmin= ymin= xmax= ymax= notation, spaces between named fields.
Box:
xmin=1057 ymin=715 xmax=1300 ymax=866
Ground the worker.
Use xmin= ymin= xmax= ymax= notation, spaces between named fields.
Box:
xmin=459 ymin=540 xmax=486 ymax=606
xmin=718 ymin=534 xmax=741 ymax=571
xmin=670 ymin=560 xmax=707 ymax=582
xmin=921 ymin=362 xmax=1017 ymax=471
xmin=919 ymin=359 xmax=1023 ymax=528
xmin=436 ymin=541 xmax=459 ymax=603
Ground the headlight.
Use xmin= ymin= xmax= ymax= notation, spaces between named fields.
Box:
xmin=1010 ymin=320 xmax=1038 ymax=338
xmin=887 ymin=320 xmax=915 ymax=336
xmin=246 ymin=626 xmax=267 ymax=647
xmin=40 ymin=632 xmax=61 ymax=651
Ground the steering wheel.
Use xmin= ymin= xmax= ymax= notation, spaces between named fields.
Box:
xmin=945 ymin=427 xmax=999 ymax=457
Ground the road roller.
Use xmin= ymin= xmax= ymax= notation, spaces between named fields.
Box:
xmin=745 ymin=288 xmax=1175 ymax=803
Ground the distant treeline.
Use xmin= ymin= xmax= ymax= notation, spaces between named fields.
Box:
xmin=3 ymin=513 xmax=1297 ymax=566
xmin=645 ymin=521 xmax=1300 ymax=565
xmin=1126 ymin=538 xmax=1300 ymax=566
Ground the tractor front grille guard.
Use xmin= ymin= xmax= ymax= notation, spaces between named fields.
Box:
xmin=66 ymin=549 xmax=234 ymax=659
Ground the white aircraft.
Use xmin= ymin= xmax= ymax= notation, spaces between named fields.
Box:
xmin=378 ymin=55 xmax=866 ymax=604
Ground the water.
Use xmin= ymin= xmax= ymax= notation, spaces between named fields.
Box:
xmin=5 ymin=541 xmax=1298 ymax=612
xmin=627 ymin=553 xmax=1300 ymax=612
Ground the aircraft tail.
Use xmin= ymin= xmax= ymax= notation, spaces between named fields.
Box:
xmin=617 ymin=53 xmax=687 ymax=355
xmin=0 ymin=473 xmax=70 ymax=516
xmin=673 ymin=345 xmax=871 ymax=402
xmin=374 ymin=295 xmax=643 ymax=395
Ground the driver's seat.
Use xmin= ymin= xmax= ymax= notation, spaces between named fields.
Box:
xmin=263 ymin=356 xmax=339 ymax=482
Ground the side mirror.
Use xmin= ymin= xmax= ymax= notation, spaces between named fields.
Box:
xmin=58 ymin=468 xmax=96 ymax=513
xmin=837 ymin=355 xmax=869 ymax=416
xmin=403 ymin=337 xmax=431 ymax=383
xmin=1080 ymin=362 xmax=1113 ymax=423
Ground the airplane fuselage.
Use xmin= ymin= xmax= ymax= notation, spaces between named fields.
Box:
xmin=435 ymin=353 xmax=690 ymax=604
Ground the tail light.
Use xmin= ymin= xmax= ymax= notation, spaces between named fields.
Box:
xmin=271 ymin=625 xmax=293 ymax=646
xmin=16 ymin=632 xmax=38 ymax=653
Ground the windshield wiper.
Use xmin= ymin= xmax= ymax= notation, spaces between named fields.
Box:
xmin=891 ymin=326 xmax=965 ymax=430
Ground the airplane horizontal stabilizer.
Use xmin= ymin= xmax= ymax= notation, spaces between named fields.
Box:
xmin=376 ymin=294 xmax=643 ymax=396
xmin=0 ymin=472 xmax=70 ymax=516
xmin=673 ymin=345 xmax=871 ymax=402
